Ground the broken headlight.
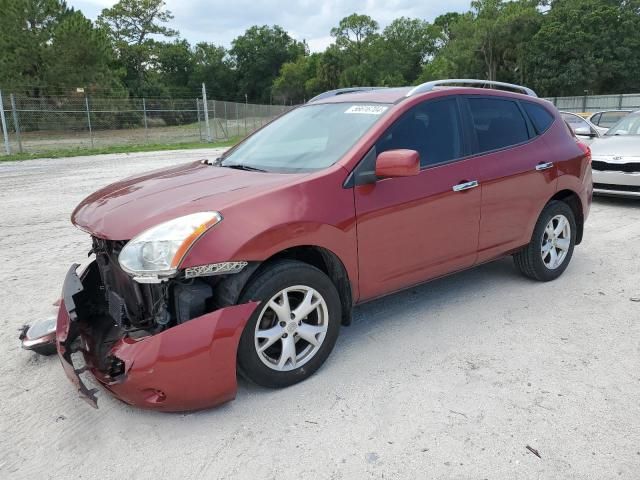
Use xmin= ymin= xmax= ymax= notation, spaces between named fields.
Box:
xmin=118 ymin=211 xmax=222 ymax=283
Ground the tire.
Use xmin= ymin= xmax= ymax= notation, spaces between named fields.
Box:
xmin=513 ymin=200 xmax=577 ymax=281
xmin=237 ymin=260 xmax=342 ymax=388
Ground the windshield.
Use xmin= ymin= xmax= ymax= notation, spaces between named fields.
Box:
xmin=221 ymin=103 xmax=390 ymax=172
xmin=605 ymin=113 xmax=640 ymax=136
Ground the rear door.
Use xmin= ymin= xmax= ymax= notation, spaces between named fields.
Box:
xmin=353 ymin=97 xmax=482 ymax=301
xmin=461 ymin=96 xmax=558 ymax=263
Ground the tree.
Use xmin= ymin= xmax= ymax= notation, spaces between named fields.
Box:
xmin=230 ymin=25 xmax=306 ymax=103
xmin=97 ymin=0 xmax=177 ymax=95
xmin=0 ymin=0 xmax=119 ymax=95
xmin=0 ymin=0 xmax=69 ymax=94
xmin=272 ymin=54 xmax=323 ymax=104
xmin=420 ymin=1 xmax=541 ymax=84
xmin=374 ymin=17 xmax=439 ymax=84
xmin=189 ymin=43 xmax=236 ymax=100
xmin=526 ymin=0 xmax=640 ymax=96
xmin=331 ymin=13 xmax=379 ymax=66
xmin=44 ymin=11 xmax=120 ymax=92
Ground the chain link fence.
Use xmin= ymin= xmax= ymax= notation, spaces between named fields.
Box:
xmin=0 ymin=90 xmax=292 ymax=156
xmin=545 ymin=93 xmax=640 ymax=113
xmin=3 ymin=90 xmax=640 ymax=157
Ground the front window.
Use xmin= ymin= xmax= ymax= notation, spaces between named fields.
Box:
xmin=221 ymin=103 xmax=390 ymax=173
xmin=605 ymin=114 xmax=640 ymax=136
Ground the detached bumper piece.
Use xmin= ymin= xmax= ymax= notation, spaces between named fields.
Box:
xmin=19 ymin=317 xmax=58 ymax=356
xmin=55 ymin=261 xmax=259 ymax=411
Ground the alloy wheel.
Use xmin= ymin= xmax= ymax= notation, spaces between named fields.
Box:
xmin=540 ymin=214 xmax=571 ymax=270
xmin=254 ymin=286 xmax=329 ymax=372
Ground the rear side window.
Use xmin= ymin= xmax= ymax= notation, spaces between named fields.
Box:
xmin=468 ymin=98 xmax=530 ymax=154
xmin=522 ymin=102 xmax=555 ymax=134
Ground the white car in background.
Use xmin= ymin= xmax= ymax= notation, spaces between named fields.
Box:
xmin=589 ymin=110 xmax=640 ymax=198
xmin=560 ymin=111 xmax=601 ymax=145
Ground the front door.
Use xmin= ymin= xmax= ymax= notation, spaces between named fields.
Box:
xmin=353 ymin=97 xmax=482 ymax=301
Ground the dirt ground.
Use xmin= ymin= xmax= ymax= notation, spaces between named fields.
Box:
xmin=1 ymin=150 xmax=639 ymax=479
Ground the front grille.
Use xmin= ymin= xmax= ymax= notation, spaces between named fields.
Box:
xmin=92 ymin=237 xmax=159 ymax=329
xmin=592 ymin=160 xmax=640 ymax=173
xmin=594 ymin=183 xmax=640 ymax=193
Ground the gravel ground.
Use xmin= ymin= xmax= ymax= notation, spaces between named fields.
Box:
xmin=1 ymin=151 xmax=639 ymax=479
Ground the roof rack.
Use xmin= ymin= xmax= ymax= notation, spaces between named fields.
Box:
xmin=406 ymin=79 xmax=537 ymax=98
xmin=307 ymin=87 xmax=388 ymax=103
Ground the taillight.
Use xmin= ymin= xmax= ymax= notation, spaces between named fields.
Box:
xmin=576 ymin=141 xmax=592 ymax=164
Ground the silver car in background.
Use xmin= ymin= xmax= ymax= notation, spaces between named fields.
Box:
xmin=590 ymin=110 xmax=640 ymax=198
xmin=560 ymin=111 xmax=601 ymax=145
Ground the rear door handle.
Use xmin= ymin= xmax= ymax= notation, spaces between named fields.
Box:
xmin=452 ymin=180 xmax=479 ymax=192
xmin=535 ymin=162 xmax=554 ymax=171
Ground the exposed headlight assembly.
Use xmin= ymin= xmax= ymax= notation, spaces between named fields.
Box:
xmin=119 ymin=211 xmax=222 ymax=283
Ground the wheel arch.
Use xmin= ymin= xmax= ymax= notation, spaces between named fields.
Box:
xmin=214 ymin=245 xmax=354 ymax=326
xmin=549 ymin=189 xmax=584 ymax=244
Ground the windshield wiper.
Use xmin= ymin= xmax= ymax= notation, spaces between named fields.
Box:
xmin=223 ymin=163 xmax=268 ymax=172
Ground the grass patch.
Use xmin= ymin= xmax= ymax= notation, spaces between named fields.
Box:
xmin=0 ymin=138 xmax=241 ymax=162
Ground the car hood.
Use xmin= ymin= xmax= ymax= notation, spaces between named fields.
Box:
xmin=72 ymin=161 xmax=306 ymax=240
xmin=590 ymin=135 xmax=640 ymax=159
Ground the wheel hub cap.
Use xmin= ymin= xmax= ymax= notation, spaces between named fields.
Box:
xmin=541 ymin=214 xmax=571 ymax=270
xmin=254 ymin=285 xmax=329 ymax=372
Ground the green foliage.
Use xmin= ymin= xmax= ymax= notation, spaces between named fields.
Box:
xmin=230 ymin=25 xmax=306 ymax=103
xmin=525 ymin=0 xmax=640 ymax=96
xmin=2 ymin=0 xmax=640 ymax=102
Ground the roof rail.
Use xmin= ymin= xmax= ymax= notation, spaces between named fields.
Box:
xmin=307 ymin=87 xmax=388 ymax=103
xmin=406 ymin=79 xmax=537 ymax=98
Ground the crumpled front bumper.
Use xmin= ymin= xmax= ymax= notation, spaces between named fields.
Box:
xmin=56 ymin=261 xmax=258 ymax=412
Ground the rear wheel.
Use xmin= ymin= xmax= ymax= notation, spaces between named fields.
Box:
xmin=514 ymin=200 xmax=576 ymax=281
xmin=237 ymin=260 xmax=341 ymax=388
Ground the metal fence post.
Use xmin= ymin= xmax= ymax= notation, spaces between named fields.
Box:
xmin=202 ymin=83 xmax=212 ymax=142
xmin=0 ymin=90 xmax=11 ymax=155
xmin=619 ymin=94 xmax=624 ymax=110
xmin=196 ymin=98 xmax=203 ymax=142
xmin=212 ymin=100 xmax=217 ymax=141
xmin=236 ymin=102 xmax=239 ymax=137
xmin=10 ymin=94 xmax=23 ymax=153
xmin=85 ymin=95 xmax=94 ymax=148
xmin=224 ymin=101 xmax=228 ymax=140
xmin=142 ymin=97 xmax=148 ymax=143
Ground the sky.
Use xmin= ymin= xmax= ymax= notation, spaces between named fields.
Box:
xmin=69 ymin=0 xmax=471 ymax=52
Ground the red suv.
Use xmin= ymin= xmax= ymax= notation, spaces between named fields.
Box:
xmin=29 ymin=80 xmax=592 ymax=411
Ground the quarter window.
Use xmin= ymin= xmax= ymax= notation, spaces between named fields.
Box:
xmin=375 ymin=98 xmax=463 ymax=167
xmin=522 ymin=102 xmax=555 ymax=134
xmin=468 ymin=98 xmax=530 ymax=154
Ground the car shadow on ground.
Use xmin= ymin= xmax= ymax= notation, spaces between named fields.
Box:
xmin=236 ymin=256 xmax=527 ymax=394
xmin=592 ymin=195 xmax=639 ymax=209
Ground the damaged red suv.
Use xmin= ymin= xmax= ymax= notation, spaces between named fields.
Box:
xmin=25 ymin=80 xmax=592 ymax=411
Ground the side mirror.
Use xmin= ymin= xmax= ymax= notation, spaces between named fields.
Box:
xmin=375 ymin=149 xmax=420 ymax=178
xmin=574 ymin=126 xmax=595 ymax=137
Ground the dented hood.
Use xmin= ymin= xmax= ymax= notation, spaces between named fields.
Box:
xmin=72 ymin=161 xmax=305 ymax=240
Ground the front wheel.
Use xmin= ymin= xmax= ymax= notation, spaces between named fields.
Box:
xmin=513 ymin=200 xmax=577 ymax=281
xmin=237 ymin=260 xmax=342 ymax=388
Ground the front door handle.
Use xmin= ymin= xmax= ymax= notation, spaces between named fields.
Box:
xmin=452 ymin=180 xmax=479 ymax=192
xmin=535 ymin=162 xmax=554 ymax=171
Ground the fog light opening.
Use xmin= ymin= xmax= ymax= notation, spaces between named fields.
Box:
xmin=143 ymin=389 xmax=167 ymax=404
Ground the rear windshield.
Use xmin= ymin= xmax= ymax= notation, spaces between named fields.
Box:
xmin=221 ymin=103 xmax=390 ymax=173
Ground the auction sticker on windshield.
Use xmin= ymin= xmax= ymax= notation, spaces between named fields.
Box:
xmin=345 ymin=105 xmax=388 ymax=115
